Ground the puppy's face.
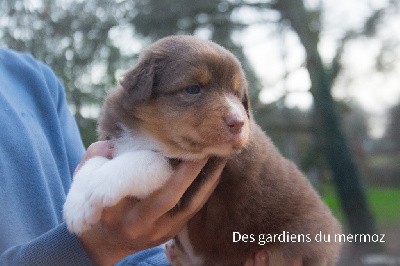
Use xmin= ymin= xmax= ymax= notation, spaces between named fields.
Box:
xmin=119 ymin=36 xmax=250 ymax=159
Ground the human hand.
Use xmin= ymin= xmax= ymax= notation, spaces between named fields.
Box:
xmin=76 ymin=150 xmax=226 ymax=265
xmin=74 ymin=140 xmax=114 ymax=174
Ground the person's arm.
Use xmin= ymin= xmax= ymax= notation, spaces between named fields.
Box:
xmin=0 ymin=224 xmax=93 ymax=266
xmin=0 ymin=143 xmax=109 ymax=266
xmin=0 ymin=50 xmax=92 ymax=265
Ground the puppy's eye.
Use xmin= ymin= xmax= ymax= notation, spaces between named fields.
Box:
xmin=185 ymin=85 xmax=202 ymax=95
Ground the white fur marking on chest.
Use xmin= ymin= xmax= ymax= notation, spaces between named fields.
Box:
xmin=63 ymin=130 xmax=172 ymax=234
xmin=113 ymin=128 xmax=162 ymax=155
xmin=177 ymin=226 xmax=205 ymax=265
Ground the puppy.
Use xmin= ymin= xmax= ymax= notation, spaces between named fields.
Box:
xmin=64 ymin=35 xmax=342 ymax=265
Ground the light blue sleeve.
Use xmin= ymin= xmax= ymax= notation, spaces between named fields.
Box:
xmin=0 ymin=48 xmax=92 ymax=265
xmin=117 ymin=246 xmax=171 ymax=266
xmin=0 ymin=224 xmax=93 ymax=266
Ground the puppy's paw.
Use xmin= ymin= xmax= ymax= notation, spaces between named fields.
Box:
xmin=85 ymin=171 xmax=126 ymax=208
xmin=83 ymin=150 xmax=173 ymax=208
xmin=64 ymin=157 xmax=109 ymax=234
xmin=65 ymin=176 xmax=119 ymax=234
xmin=64 ymin=191 xmax=103 ymax=234
xmin=64 ymin=151 xmax=172 ymax=235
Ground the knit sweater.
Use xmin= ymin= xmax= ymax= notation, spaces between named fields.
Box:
xmin=0 ymin=49 xmax=169 ymax=266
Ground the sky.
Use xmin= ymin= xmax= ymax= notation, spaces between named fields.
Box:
xmin=239 ymin=0 xmax=400 ymax=138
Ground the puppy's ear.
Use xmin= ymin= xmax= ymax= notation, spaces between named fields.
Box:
xmin=120 ymin=59 xmax=155 ymax=105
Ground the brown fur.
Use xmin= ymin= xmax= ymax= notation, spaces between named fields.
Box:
xmin=98 ymin=35 xmax=342 ymax=265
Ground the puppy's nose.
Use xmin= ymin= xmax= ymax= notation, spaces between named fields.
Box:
xmin=224 ymin=114 xmax=244 ymax=134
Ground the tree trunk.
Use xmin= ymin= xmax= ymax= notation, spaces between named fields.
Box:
xmin=274 ymin=0 xmax=380 ymax=242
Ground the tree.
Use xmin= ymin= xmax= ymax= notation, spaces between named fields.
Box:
xmin=271 ymin=0 xmax=388 ymax=251
xmin=386 ymin=102 xmax=400 ymax=151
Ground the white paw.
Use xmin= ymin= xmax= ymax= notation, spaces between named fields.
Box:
xmin=64 ymin=190 xmax=104 ymax=234
xmin=64 ymin=157 xmax=109 ymax=234
xmin=64 ymin=151 xmax=173 ymax=235
xmin=64 ymin=175 xmax=120 ymax=234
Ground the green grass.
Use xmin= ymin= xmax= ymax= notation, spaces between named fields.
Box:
xmin=321 ymin=184 xmax=400 ymax=228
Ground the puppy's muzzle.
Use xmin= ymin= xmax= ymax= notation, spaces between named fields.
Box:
xmin=224 ymin=114 xmax=244 ymax=135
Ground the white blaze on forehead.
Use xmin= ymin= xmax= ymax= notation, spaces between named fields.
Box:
xmin=225 ymin=95 xmax=245 ymax=118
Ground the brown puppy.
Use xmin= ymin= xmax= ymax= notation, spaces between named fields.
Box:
xmin=98 ymin=35 xmax=342 ymax=265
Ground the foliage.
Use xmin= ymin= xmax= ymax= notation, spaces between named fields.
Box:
xmin=0 ymin=0 xmax=134 ymax=145
xmin=322 ymin=184 xmax=400 ymax=228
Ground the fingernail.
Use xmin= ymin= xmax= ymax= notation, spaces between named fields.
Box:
xmin=107 ymin=141 xmax=114 ymax=149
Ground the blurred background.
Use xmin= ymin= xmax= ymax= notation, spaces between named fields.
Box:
xmin=1 ymin=0 xmax=399 ymax=264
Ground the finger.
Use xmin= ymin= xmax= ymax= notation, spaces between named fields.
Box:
xmin=155 ymin=160 xmax=226 ymax=236
xmin=129 ymin=160 xmax=226 ymax=247
xmin=101 ymin=197 xmax=140 ymax=228
xmin=75 ymin=140 xmax=114 ymax=173
xmin=161 ymin=159 xmax=209 ymax=203
xmin=132 ymin=159 xmax=208 ymax=222
xmin=84 ymin=140 xmax=114 ymax=160
xmin=174 ymin=160 xmax=226 ymax=219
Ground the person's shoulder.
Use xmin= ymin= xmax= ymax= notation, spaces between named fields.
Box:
xmin=1 ymin=48 xmax=52 ymax=80
xmin=0 ymin=48 xmax=62 ymax=91
xmin=0 ymin=48 xmax=39 ymax=67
